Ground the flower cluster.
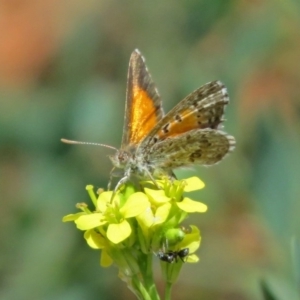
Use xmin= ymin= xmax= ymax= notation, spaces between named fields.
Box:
xmin=63 ymin=177 xmax=207 ymax=299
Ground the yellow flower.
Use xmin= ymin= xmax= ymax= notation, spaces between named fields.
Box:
xmin=84 ymin=230 xmax=113 ymax=267
xmin=140 ymin=176 xmax=207 ymax=229
xmin=63 ymin=187 xmax=150 ymax=244
xmin=63 ymin=176 xmax=207 ymax=276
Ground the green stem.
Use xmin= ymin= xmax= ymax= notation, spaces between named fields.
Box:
xmin=131 ymin=275 xmax=152 ymax=300
xmin=164 ymin=282 xmax=173 ymax=300
xmin=120 ymin=251 xmax=160 ymax=300
xmin=145 ymin=254 xmax=153 ymax=285
xmin=112 ymin=249 xmax=146 ymax=299
xmin=146 ymin=254 xmax=160 ymax=300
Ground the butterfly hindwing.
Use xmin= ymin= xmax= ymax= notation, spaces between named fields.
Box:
xmin=138 ymin=81 xmax=229 ymax=150
xmin=148 ymin=129 xmax=235 ymax=169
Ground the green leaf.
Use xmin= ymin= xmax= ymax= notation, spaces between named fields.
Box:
xmin=260 ymin=279 xmax=278 ymax=300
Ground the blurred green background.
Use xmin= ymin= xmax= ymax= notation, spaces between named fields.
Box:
xmin=1 ymin=1 xmax=300 ymax=299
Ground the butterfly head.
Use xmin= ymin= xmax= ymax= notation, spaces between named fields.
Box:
xmin=109 ymin=150 xmax=130 ymax=169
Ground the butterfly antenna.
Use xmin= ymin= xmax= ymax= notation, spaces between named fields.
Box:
xmin=61 ymin=138 xmax=118 ymax=152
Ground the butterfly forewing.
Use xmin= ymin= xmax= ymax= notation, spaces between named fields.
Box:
xmin=121 ymin=50 xmax=164 ymax=148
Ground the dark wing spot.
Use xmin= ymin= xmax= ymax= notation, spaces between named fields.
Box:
xmin=162 ymin=123 xmax=169 ymax=134
xmin=201 ymin=138 xmax=211 ymax=147
xmin=215 ymin=153 xmax=223 ymax=160
xmin=198 ymin=91 xmax=205 ymax=98
xmin=175 ymin=114 xmax=182 ymax=122
xmin=190 ymin=149 xmax=202 ymax=159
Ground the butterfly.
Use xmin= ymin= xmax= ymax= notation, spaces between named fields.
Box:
xmin=62 ymin=49 xmax=235 ymax=192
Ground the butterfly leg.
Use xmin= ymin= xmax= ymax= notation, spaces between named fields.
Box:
xmin=144 ymin=168 xmax=161 ymax=189
xmin=168 ymin=170 xmax=177 ymax=180
xmin=107 ymin=167 xmax=116 ymax=191
xmin=110 ymin=171 xmax=130 ymax=202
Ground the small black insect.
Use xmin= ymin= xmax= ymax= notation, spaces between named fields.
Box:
xmin=157 ymin=248 xmax=189 ymax=263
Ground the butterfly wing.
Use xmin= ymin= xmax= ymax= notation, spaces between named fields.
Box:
xmin=139 ymin=81 xmax=230 ymax=149
xmin=148 ymin=129 xmax=235 ymax=169
xmin=121 ymin=49 xmax=164 ymax=148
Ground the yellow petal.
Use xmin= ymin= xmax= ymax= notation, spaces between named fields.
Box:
xmin=107 ymin=220 xmax=131 ymax=244
xmin=136 ymin=206 xmax=154 ymax=228
xmin=84 ymin=229 xmax=106 ymax=249
xmin=62 ymin=212 xmax=85 ymax=222
xmin=176 ymin=197 xmax=207 ymax=213
xmin=144 ymin=188 xmax=171 ymax=206
xmin=186 ymin=254 xmax=199 ymax=263
xmin=96 ymin=191 xmax=116 ymax=211
xmin=153 ymin=203 xmax=171 ymax=225
xmin=75 ymin=213 xmax=106 ymax=230
xmin=188 ymin=239 xmax=201 ymax=253
xmin=119 ymin=192 xmax=149 ymax=218
xmin=100 ymin=249 xmax=113 ymax=267
xmin=183 ymin=177 xmax=205 ymax=192
xmin=178 ymin=226 xmax=201 ymax=253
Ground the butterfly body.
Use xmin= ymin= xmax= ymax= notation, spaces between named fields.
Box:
xmin=108 ymin=49 xmax=235 ymax=190
xmin=109 ymin=145 xmax=167 ymax=188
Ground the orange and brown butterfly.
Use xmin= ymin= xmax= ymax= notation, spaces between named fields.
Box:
xmin=62 ymin=49 xmax=235 ymax=191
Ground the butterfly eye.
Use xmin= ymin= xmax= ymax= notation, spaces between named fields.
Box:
xmin=118 ymin=151 xmax=129 ymax=163
xmin=109 ymin=151 xmax=129 ymax=168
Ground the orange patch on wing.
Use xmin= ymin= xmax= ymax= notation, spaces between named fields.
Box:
xmin=157 ymin=108 xmax=199 ymax=138
xmin=129 ymin=86 xmax=158 ymax=145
